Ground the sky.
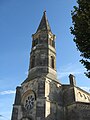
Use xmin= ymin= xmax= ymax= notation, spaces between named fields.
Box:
xmin=0 ymin=0 xmax=90 ymax=120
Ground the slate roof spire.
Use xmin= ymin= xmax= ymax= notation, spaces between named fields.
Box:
xmin=36 ymin=11 xmax=51 ymax=32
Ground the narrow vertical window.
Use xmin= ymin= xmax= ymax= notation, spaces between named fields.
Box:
xmin=51 ymin=56 xmax=55 ymax=69
xmin=49 ymin=39 xmax=55 ymax=48
xmin=50 ymin=39 xmax=52 ymax=46
xmin=32 ymin=40 xmax=35 ymax=47
xmin=52 ymin=40 xmax=55 ymax=48
xmin=31 ymin=56 xmax=35 ymax=68
xmin=32 ymin=39 xmax=38 ymax=48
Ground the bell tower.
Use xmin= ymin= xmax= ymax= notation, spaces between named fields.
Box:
xmin=28 ymin=11 xmax=57 ymax=81
xmin=11 ymin=12 xmax=62 ymax=120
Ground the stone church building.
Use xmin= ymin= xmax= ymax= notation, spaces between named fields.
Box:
xmin=11 ymin=11 xmax=90 ymax=120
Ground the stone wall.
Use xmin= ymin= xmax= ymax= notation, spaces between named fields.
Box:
xmin=74 ymin=87 xmax=90 ymax=103
xmin=66 ymin=102 xmax=90 ymax=120
xmin=62 ymin=85 xmax=75 ymax=106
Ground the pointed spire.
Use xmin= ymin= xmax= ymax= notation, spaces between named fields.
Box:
xmin=36 ymin=11 xmax=51 ymax=32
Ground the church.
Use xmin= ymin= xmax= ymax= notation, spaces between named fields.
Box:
xmin=11 ymin=11 xmax=90 ymax=120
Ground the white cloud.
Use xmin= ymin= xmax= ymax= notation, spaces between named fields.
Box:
xmin=57 ymin=63 xmax=84 ymax=79
xmin=58 ymin=71 xmax=83 ymax=79
xmin=0 ymin=90 xmax=15 ymax=95
xmin=80 ymin=87 xmax=90 ymax=93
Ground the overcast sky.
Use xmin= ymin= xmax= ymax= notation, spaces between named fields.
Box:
xmin=0 ymin=0 xmax=90 ymax=120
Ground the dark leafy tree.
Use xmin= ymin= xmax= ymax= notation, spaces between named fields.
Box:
xmin=70 ymin=0 xmax=90 ymax=78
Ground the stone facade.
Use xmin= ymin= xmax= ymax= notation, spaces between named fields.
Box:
xmin=11 ymin=11 xmax=90 ymax=120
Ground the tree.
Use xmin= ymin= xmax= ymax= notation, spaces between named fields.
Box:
xmin=70 ymin=0 xmax=90 ymax=78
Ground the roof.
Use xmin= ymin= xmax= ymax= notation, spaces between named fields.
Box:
xmin=36 ymin=11 xmax=51 ymax=32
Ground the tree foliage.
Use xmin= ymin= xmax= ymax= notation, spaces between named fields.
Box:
xmin=71 ymin=0 xmax=90 ymax=78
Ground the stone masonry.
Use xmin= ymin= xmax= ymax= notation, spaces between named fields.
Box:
xmin=11 ymin=11 xmax=90 ymax=120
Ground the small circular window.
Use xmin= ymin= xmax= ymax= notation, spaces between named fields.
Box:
xmin=23 ymin=91 xmax=35 ymax=111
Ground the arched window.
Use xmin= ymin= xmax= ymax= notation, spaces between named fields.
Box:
xmin=35 ymin=39 xmax=38 ymax=45
xmin=50 ymin=39 xmax=52 ymax=46
xmin=49 ymin=39 xmax=55 ymax=48
xmin=32 ymin=40 xmax=35 ymax=47
xmin=51 ymin=56 xmax=55 ymax=69
xmin=32 ymin=39 xmax=38 ymax=47
xmin=31 ymin=56 xmax=35 ymax=68
xmin=52 ymin=40 xmax=55 ymax=48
